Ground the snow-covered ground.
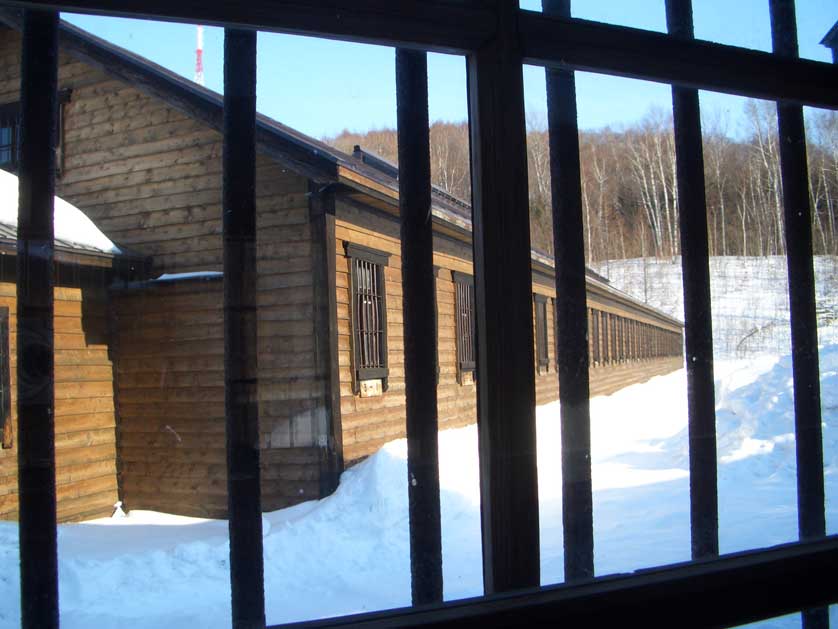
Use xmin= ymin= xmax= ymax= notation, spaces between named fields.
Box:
xmin=1 ymin=344 xmax=836 ymax=628
xmin=591 ymin=256 xmax=838 ymax=358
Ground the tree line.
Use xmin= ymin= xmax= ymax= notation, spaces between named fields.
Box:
xmin=326 ymin=101 xmax=837 ymax=262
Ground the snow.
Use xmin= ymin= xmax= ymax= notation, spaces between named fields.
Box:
xmin=590 ymin=256 xmax=838 ymax=358
xmin=152 ymin=271 xmax=223 ymax=282
xmin=1 ymin=344 xmax=836 ymax=628
xmin=0 ymin=169 xmax=120 ymax=254
xmin=0 ymin=255 xmax=835 ymax=626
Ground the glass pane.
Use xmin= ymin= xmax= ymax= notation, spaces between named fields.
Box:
xmin=519 ymin=0 xmax=667 ymax=33
xmin=693 ymin=0 xmax=836 ymax=64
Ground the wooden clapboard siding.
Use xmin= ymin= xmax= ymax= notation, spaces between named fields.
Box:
xmin=1 ymin=28 xmax=221 ymax=274
xmin=111 ymin=274 xmax=325 ymax=517
xmin=110 ymin=160 xmax=323 ymax=515
xmin=0 ymin=264 xmax=119 ymax=523
xmin=335 ymin=197 xmax=684 ymax=464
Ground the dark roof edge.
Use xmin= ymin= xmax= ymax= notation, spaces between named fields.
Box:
xmin=0 ymin=13 xmax=679 ymax=326
xmin=0 ymin=9 xmax=340 ymax=182
xmin=821 ymin=21 xmax=838 ymax=47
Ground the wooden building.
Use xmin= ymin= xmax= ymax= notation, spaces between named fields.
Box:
xmin=0 ymin=175 xmax=144 ymax=522
xmin=0 ymin=14 xmax=683 ymax=520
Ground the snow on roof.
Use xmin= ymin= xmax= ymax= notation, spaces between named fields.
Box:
xmin=152 ymin=271 xmax=223 ymax=283
xmin=0 ymin=169 xmax=121 ymax=255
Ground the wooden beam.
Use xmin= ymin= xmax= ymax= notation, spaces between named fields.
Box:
xmin=16 ymin=9 xmax=59 ymax=629
xmin=222 ymin=28 xmax=265 ymax=629
xmin=308 ymin=183 xmax=343 ymax=497
xmin=273 ymin=537 xmax=838 ymax=629
xmin=467 ymin=0 xmax=539 ymax=595
xmin=4 ymin=1 xmax=838 ymax=108
xmin=518 ymin=10 xmax=838 ymax=109
xmin=542 ymin=0 xmax=594 ymax=584
xmin=396 ymin=48 xmax=444 ymax=606
xmin=769 ymin=2 xmax=827 ymax=628
xmin=0 ymin=0 xmax=495 ymax=53
xmin=665 ymin=0 xmax=719 ymax=561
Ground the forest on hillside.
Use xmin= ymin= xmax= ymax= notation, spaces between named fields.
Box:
xmin=325 ymin=102 xmax=838 ymax=262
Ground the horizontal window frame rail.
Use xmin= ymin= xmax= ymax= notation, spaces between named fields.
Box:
xmin=4 ymin=2 xmax=838 ymax=109
xmin=274 ymin=537 xmax=838 ymax=629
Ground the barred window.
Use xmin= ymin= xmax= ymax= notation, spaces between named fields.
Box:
xmin=0 ymin=102 xmax=20 ymax=173
xmin=0 ymin=308 xmax=10 ymax=449
xmin=534 ymin=294 xmax=548 ymax=373
xmin=453 ymin=271 xmax=475 ymax=382
xmin=0 ymin=92 xmax=70 ymax=175
xmin=345 ymin=242 xmax=389 ymax=392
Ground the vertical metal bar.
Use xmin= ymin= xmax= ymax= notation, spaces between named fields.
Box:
xmin=223 ymin=28 xmax=265 ymax=629
xmin=542 ymin=0 xmax=596 ymax=568
xmin=668 ymin=0 xmax=719 ymax=559
xmin=542 ymin=0 xmax=595 ymax=571
xmin=17 ymin=10 xmax=58 ymax=629
xmin=769 ymin=2 xmax=828 ymax=628
xmin=396 ymin=47 xmax=443 ymax=606
xmin=467 ymin=0 xmax=540 ymax=593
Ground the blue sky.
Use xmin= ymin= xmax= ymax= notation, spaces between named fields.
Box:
xmin=64 ymin=1 xmax=836 ymax=140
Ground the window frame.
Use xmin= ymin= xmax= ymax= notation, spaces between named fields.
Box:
xmin=8 ymin=4 xmax=835 ymax=627
xmin=534 ymin=293 xmax=549 ymax=374
xmin=345 ymin=242 xmax=390 ymax=394
xmin=0 ymin=101 xmax=21 ymax=173
xmin=452 ymin=271 xmax=475 ymax=383
xmin=0 ymin=90 xmax=71 ymax=175
xmin=0 ymin=307 xmax=10 ymax=449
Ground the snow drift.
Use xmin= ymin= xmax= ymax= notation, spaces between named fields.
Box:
xmin=1 ymin=344 xmax=835 ymax=628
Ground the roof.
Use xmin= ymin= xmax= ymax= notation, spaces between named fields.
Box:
xmin=821 ymin=21 xmax=838 ymax=48
xmin=0 ymin=10 xmax=613 ymax=287
xmin=0 ymin=168 xmax=121 ymax=255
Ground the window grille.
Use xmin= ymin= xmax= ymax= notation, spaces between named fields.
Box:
xmin=345 ymin=242 xmax=389 ymax=392
xmin=0 ymin=92 xmax=69 ymax=174
xmin=6 ymin=2 xmax=836 ymax=628
xmin=0 ymin=307 xmax=9 ymax=449
xmin=453 ymin=271 xmax=475 ymax=380
xmin=0 ymin=101 xmax=20 ymax=171
xmin=534 ymin=294 xmax=549 ymax=372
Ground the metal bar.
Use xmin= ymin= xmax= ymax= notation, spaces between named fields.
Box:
xmin=17 ymin=10 xmax=59 ymax=629
xmin=542 ymin=0 xmax=593 ymax=584
xmin=467 ymin=0 xmax=540 ymax=594
xmin=222 ymin=28 xmax=265 ymax=629
xmin=5 ymin=1 xmax=838 ymax=108
xmin=273 ymin=536 xmax=838 ymax=629
xmin=665 ymin=0 xmax=719 ymax=561
xmin=769 ymin=3 xmax=828 ymax=628
xmin=395 ymin=47 xmax=443 ymax=606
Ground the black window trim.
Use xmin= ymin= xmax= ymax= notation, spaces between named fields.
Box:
xmin=345 ymin=241 xmax=390 ymax=394
xmin=452 ymin=270 xmax=475 ymax=383
xmin=534 ymin=293 xmax=549 ymax=374
xmin=0 ymin=307 xmax=11 ymax=449
xmin=0 ymin=89 xmax=72 ymax=176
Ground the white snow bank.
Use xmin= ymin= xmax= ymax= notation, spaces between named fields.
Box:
xmin=0 ymin=169 xmax=120 ymax=254
xmin=0 ymin=346 xmax=836 ymax=628
xmin=592 ymin=256 xmax=838 ymax=359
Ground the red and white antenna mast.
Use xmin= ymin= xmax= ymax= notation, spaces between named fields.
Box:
xmin=194 ymin=25 xmax=205 ymax=86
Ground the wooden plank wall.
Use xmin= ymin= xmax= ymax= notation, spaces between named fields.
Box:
xmin=0 ymin=28 xmax=221 ymax=273
xmin=0 ymin=30 xmax=327 ymax=515
xmin=111 ymin=278 xmax=324 ymax=517
xmin=0 ymin=263 xmax=118 ymax=523
xmin=335 ymin=200 xmax=685 ymax=464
